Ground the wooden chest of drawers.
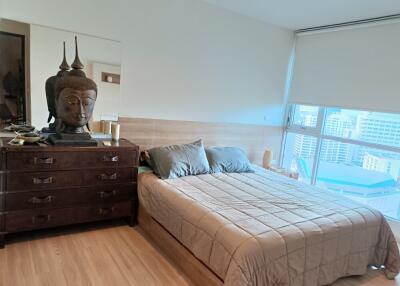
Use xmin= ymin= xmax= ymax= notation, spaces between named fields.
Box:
xmin=0 ymin=138 xmax=139 ymax=248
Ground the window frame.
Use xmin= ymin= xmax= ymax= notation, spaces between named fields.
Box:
xmin=281 ymin=104 xmax=400 ymax=185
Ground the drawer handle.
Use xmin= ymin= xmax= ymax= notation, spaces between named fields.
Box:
xmin=34 ymin=157 xmax=55 ymax=165
xmin=29 ymin=195 xmax=53 ymax=204
xmin=32 ymin=214 xmax=51 ymax=224
xmin=103 ymin=155 xmax=119 ymax=162
xmin=98 ymin=207 xmax=115 ymax=216
xmin=33 ymin=177 xmax=54 ymax=185
xmin=99 ymin=190 xmax=118 ymax=198
xmin=98 ymin=173 xmax=117 ymax=181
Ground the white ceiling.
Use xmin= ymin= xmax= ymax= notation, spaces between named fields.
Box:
xmin=202 ymin=0 xmax=400 ymax=30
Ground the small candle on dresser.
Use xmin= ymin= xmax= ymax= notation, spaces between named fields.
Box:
xmin=263 ymin=149 xmax=273 ymax=169
xmin=104 ymin=121 xmax=112 ymax=134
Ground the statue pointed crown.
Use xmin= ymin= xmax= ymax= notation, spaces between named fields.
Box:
xmin=55 ymin=36 xmax=97 ymax=97
xmin=69 ymin=36 xmax=86 ymax=77
xmin=56 ymin=41 xmax=70 ymax=77
xmin=59 ymin=41 xmax=70 ymax=71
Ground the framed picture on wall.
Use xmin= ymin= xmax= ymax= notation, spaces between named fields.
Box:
xmin=0 ymin=31 xmax=26 ymax=126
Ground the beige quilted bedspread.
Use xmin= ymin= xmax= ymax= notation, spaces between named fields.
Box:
xmin=138 ymin=167 xmax=400 ymax=286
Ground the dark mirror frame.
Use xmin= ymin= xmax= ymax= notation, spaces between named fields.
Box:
xmin=0 ymin=30 xmax=26 ymax=124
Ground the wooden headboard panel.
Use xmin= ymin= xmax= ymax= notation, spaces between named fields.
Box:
xmin=116 ymin=117 xmax=282 ymax=165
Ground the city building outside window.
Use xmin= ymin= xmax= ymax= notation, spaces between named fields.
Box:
xmin=282 ymin=104 xmax=400 ymax=220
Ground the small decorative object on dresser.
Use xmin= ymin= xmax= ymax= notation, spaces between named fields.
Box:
xmin=0 ymin=138 xmax=139 ymax=248
xmin=111 ymin=122 xmax=120 ymax=141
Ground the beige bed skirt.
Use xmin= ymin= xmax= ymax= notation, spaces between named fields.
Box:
xmin=138 ymin=204 xmax=224 ymax=286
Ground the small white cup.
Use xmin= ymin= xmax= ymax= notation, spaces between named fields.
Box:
xmin=111 ymin=123 xmax=120 ymax=141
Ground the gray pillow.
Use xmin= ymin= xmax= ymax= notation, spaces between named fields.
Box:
xmin=148 ymin=140 xmax=210 ymax=179
xmin=206 ymin=147 xmax=254 ymax=173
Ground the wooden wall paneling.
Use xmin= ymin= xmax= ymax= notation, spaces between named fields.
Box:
xmin=118 ymin=117 xmax=283 ymax=165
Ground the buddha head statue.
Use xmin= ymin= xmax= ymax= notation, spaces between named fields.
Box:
xmin=54 ymin=37 xmax=97 ymax=134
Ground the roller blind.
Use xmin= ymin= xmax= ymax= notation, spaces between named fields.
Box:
xmin=290 ymin=22 xmax=400 ymax=113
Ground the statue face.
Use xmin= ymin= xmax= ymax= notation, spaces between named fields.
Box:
xmin=56 ymin=88 xmax=96 ymax=128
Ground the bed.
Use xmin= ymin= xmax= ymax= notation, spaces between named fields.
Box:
xmin=138 ymin=165 xmax=400 ymax=286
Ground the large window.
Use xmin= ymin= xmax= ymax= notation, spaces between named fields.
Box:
xmin=282 ymin=105 xmax=400 ymax=220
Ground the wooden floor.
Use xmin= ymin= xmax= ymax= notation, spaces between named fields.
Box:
xmin=0 ymin=221 xmax=399 ymax=286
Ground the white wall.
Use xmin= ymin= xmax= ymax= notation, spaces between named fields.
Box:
xmin=92 ymin=63 xmax=121 ymax=121
xmin=119 ymin=0 xmax=293 ymax=126
xmin=1 ymin=0 xmax=123 ymax=41
xmin=29 ymin=25 xmax=121 ymax=128
xmin=2 ymin=0 xmax=293 ymax=127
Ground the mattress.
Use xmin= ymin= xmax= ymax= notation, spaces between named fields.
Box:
xmin=138 ymin=166 xmax=400 ymax=286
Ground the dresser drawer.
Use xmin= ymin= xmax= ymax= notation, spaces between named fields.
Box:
xmin=75 ymin=201 xmax=132 ymax=223
xmin=4 ymin=202 xmax=132 ymax=233
xmin=6 ymin=168 xmax=137 ymax=191
xmin=5 ymin=184 xmax=136 ymax=211
xmin=5 ymin=207 xmax=74 ymax=232
xmin=6 ymin=149 xmax=138 ymax=171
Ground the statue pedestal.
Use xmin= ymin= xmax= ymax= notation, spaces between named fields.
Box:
xmin=48 ymin=132 xmax=97 ymax=146
xmin=41 ymin=127 xmax=55 ymax=133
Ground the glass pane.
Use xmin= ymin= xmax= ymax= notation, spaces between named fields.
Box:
xmin=282 ymin=132 xmax=317 ymax=184
xmin=291 ymin=105 xmax=319 ymax=128
xmin=323 ymin=108 xmax=400 ymax=148
xmin=316 ymin=139 xmax=400 ymax=220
